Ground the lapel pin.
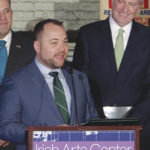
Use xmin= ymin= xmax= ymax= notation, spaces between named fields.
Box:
xmin=16 ymin=45 xmax=21 ymax=48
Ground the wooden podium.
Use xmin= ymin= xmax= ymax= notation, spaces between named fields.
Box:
xmin=27 ymin=124 xmax=142 ymax=150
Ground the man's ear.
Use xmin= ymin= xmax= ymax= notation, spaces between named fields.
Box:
xmin=34 ymin=40 xmax=40 ymax=53
xmin=137 ymin=2 xmax=141 ymax=10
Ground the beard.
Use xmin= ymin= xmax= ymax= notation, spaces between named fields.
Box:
xmin=38 ymin=56 xmax=66 ymax=69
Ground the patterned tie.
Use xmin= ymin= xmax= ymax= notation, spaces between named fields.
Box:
xmin=115 ymin=29 xmax=124 ymax=70
xmin=0 ymin=40 xmax=7 ymax=84
xmin=49 ymin=72 xmax=70 ymax=124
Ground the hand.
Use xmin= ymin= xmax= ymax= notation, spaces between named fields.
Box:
xmin=0 ymin=139 xmax=10 ymax=147
xmin=58 ymin=124 xmax=70 ymax=126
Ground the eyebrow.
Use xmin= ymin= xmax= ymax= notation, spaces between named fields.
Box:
xmin=51 ymin=36 xmax=68 ymax=41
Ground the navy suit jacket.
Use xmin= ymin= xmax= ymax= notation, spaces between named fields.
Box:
xmin=5 ymin=31 xmax=35 ymax=75
xmin=0 ymin=61 xmax=98 ymax=150
xmin=72 ymin=18 xmax=150 ymax=133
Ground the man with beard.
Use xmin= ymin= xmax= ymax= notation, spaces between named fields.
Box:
xmin=0 ymin=19 xmax=98 ymax=150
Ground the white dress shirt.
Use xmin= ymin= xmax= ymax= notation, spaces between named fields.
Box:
xmin=35 ymin=58 xmax=71 ymax=114
xmin=109 ymin=15 xmax=132 ymax=51
xmin=3 ymin=31 xmax=12 ymax=55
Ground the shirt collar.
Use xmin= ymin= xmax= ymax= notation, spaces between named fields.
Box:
xmin=2 ymin=31 xmax=12 ymax=54
xmin=109 ymin=15 xmax=132 ymax=33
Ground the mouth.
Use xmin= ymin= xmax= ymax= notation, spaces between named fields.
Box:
xmin=119 ymin=12 xmax=128 ymax=17
xmin=55 ymin=53 xmax=66 ymax=61
xmin=0 ymin=21 xmax=7 ymax=25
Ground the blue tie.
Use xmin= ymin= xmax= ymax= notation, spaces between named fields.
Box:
xmin=0 ymin=40 xmax=7 ymax=84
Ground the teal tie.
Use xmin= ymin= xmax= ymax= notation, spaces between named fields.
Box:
xmin=50 ymin=72 xmax=70 ymax=124
xmin=115 ymin=29 xmax=124 ymax=70
xmin=0 ymin=40 xmax=7 ymax=84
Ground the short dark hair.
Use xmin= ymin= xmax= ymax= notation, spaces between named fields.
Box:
xmin=34 ymin=19 xmax=63 ymax=40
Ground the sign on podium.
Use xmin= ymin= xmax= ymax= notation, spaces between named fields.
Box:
xmin=26 ymin=119 xmax=142 ymax=150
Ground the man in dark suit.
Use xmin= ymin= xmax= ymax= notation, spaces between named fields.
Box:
xmin=0 ymin=0 xmax=35 ymax=149
xmin=72 ymin=0 xmax=150 ymax=149
xmin=0 ymin=19 xmax=98 ymax=150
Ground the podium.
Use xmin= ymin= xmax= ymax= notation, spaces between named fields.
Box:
xmin=26 ymin=119 xmax=142 ymax=150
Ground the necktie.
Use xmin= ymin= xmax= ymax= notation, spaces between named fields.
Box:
xmin=0 ymin=40 xmax=7 ymax=84
xmin=50 ymin=72 xmax=70 ymax=124
xmin=115 ymin=29 xmax=124 ymax=70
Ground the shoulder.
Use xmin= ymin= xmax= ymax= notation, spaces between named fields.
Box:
xmin=72 ymin=68 xmax=86 ymax=77
xmin=77 ymin=19 xmax=109 ymax=38
xmin=11 ymin=31 xmax=35 ymax=55
xmin=5 ymin=61 xmax=36 ymax=81
xmin=12 ymin=31 xmax=34 ymax=43
xmin=64 ymin=67 xmax=88 ymax=81
xmin=80 ymin=19 xmax=109 ymax=32
xmin=131 ymin=21 xmax=150 ymax=42
xmin=133 ymin=21 xmax=150 ymax=32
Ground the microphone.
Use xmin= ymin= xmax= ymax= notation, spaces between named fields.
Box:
xmin=78 ymin=73 xmax=99 ymax=120
xmin=66 ymin=67 xmax=79 ymax=126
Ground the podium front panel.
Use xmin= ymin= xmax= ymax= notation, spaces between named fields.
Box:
xmin=27 ymin=126 xmax=141 ymax=150
xmin=33 ymin=130 xmax=134 ymax=150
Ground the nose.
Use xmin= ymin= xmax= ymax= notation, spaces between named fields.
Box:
xmin=59 ymin=42 xmax=66 ymax=51
xmin=122 ymin=3 xmax=129 ymax=12
xmin=0 ymin=12 xmax=6 ymax=20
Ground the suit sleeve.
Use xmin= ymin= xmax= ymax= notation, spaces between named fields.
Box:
xmin=0 ymin=77 xmax=26 ymax=144
xmin=129 ymin=61 xmax=150 ymax=125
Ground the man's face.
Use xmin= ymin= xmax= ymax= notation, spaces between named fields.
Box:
xmin=0 ymin=0 xmax=12 ymax=39
xmin=34 ymin=23 xmax=69 ymax=69
xmin=112 ymin=0 xmax=140 ymax=27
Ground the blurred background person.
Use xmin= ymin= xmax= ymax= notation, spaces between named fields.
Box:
xmin=0 ymin=0 xmax=35 ymax=149
xmin=72 ymin=0 xmax=150 ymax=149
xmin=0 ymin=0 xmax=35 ymax=84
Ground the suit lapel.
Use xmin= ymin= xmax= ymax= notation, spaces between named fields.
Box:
xmin=62 ymin=68 xmax=76 ymax=125
xmin=41 ymin=83 xmax=64 ymax=122
xmin=6 ymin=32 xmax=21 ymax=74
xmin=29 ymin=62 xmax=64 ymax=123
xmin=101 ymin=19 xmax=117 ymax=71
xmin=119 ymin=21 xmax=141 ymax=71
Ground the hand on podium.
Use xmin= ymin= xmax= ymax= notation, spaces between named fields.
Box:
xmin=0 ymin=139 xmax=10 ymax=147
xmin=58 ymin=124 xmax=70 ymax=126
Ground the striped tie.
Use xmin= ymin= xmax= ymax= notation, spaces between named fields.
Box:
xmin=0 ymin=40 xmax=7 ymax=84
xmin=49 ymin=72 xmax=70 ymax=124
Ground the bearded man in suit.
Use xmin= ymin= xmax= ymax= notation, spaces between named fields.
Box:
xmin=0 ymin=19 xmax=98 ymax=150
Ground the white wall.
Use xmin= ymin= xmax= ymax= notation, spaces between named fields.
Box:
xmin=11 ymin=0 xmax=100 ymax=31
